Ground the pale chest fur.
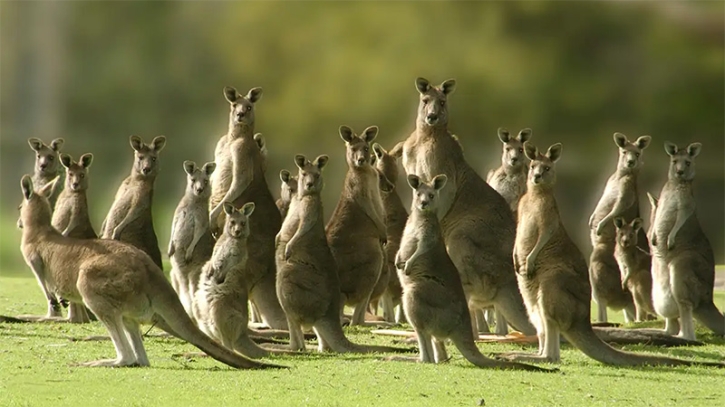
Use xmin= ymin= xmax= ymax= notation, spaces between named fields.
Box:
xmin=210 ymin=237 xmax=246 ymax=273
xmin=402 ymin=134 xmax=458 ymax=218
xmin=653 ymin=183 xmax=694 ymax=240
xmin=515 ymin=193 xmax=557 ymax=259
xmin=489 ymin=169 xmax=526 ymax=208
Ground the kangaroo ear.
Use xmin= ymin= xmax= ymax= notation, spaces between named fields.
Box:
xmin=151 ymin=136 xmax=166 ymax=152
xmin=546 ymin=143 xmax=563 ymax=163
xmin=222 ymin=202 xmax=236 ymax=216
xmin=664 ymin=142 xmax=678 ymax=156
xmin=523 ymin=142 xmax=538 ymax=161
xmin=294 ymin=154 xmax=307 ymax=169
xmin=497 ymin=128 xmax=511 ymax=143
xmin=517 ymin=128 xmax=532 ymax=143
xmin=407 ymin=174 xmax=421 ymax=190
xmin=79 ymin=153 xmax=93 ymax=169
xmin=203 ymin=162 xmax=216 ymax=175
xmin=432 ymin=174 xmax=448 ymax=191
xmin=362 ymin=126 xmax=379 ymax=143
xmin=241 ymin=202 xmax=256 ymax=217
xmin=223 ymin=86 xmax=240 ymax=103
xmin=60 ymin=154 xmax=73 ymax=169
xmin=38 ymin=176 xmax=59 ymax=198
xmin=183 ymin=160 xmax=197 ymax=176
xmin=635 ymin=136 xmax=651 ymax=150
xmin=280 ymin=169 xmax=291 ymax=183
xmin=129 ymin=136 xmax=143 ymax=152
xmin=339 ymin=126 xmax=354 ymax=143
xmin=254 ymin=133 xmax=265 ymax=150
xmin=372 ymin=143 xmax=386 ymax=160
xmin=687 ymin=142 xmax=702 ymax=158
xmin=613 ymin=217 xmax=625 ymax=229
xmin=389 ymin=141 xmax=403 ymax=159
xmin=613 ymin=133 xmax=628 ymax=148
xmin=28 ymin=138 xmax=43 ymax=152
xmin=246 ymin=87 xmax=262 ymax=104
xmin=440 ymin=79 xmax=456 ymax=95
xmin=20 ymin=175 xmax=34 ymax=200
xmin=631 ymin=218 xmax=643 ymax=232
xmin=313 ymin=155 xmax=329 ymax=170
xmin=646 ymin=192 xmax=659 ymax=208
xmin=415 ymin=77 xmax=430 ymax=94
xmin=50 ymin=138 xmax=64 ymax=152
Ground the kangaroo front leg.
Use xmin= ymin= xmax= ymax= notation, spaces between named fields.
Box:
xmin=26 ymin=256 xmax=61 ymax=318
xmin=525 ymin=226 xmax=554 ymax=276
xmin=186 ymin=217 xmax=205 ymax=262
xmin=667 ymin=204 xmax=694 ymax=250
xmin=596 ymin=188 xmax=635 ymax=236
xmin=111 ymin=206 xmax=142 ymax=240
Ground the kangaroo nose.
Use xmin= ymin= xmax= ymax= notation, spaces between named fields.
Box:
xmin=39 ymin=163 xmax=47 ymax=169
xmin=627 ymin=160 xmax=635 ymax=167
xmin=676 ymin=169 xmax=684 ymax=176
xmin=426 ymin=114 xmax=438 ymax=123
xmin=72 ymin=182 xmax=80 ymax=189
xmin=306 ymin=182 xmax=314 ymax=189
xmin=356 ymin=158 xmax=365 ymax=166
xmin=196 ymin=187 xmax=204 ymax=194
xmin=236 ymin=112 xmax=244 ymax=121
xmin=142 ymin=167 xmax=151 ymax=175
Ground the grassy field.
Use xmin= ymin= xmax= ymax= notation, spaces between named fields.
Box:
xmin=1 ymin=274 xmax=724 ymax=407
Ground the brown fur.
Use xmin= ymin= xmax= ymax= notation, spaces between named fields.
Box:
xmin=276 ymin=169 xmax=298 ymax=220
xmin=486 ymin=127 xmax=531 ymax=218
xmin=27 ymin=137 xmax=65 ymax=210
xmin=613 ymin=217 xmax=655 ymax=321
xmin=101 ymin=135 xmax=166 ymax=268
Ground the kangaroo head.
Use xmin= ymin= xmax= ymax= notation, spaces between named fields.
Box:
xmin=340 ymin=125 xmax=377 ymax=169
xmin=60 ymin=153 xmax=93 ymax=192
xmin=372 ymin=143 xmax=400 ymax=185
xmin=130 ymin=135 xmax=166 ymax=178
xmin=497 ymin=128 xmax=532 ymax=169
xmin=294 ymin=154 xmax=328 ymax=196
xmin=614 ymin=217 xmax=642 ymax=249
xmin=183 ymin=160 xmax=215 ymax=197
xmin=279 ymin=169 xmax=299 ymax=202
xmin=664 ymin=141 xmax=701 ymax=182
xmin=224 ymin=86 xmax=262 ymax=128
xmin=613 ymin=133 xmax=651 ymax=173
xmin=415 ymin=77 xmax=456 ymax=128
xmin=407 ymin=173 xmax=448 ymax=213
xmin=28 ymin=137 xmax=64 ymax=176
xmin=18 ymin=174 xmax=57 ymax=230
xmin=524 ymin=142 xmax=562 ymax=188
xmin=222 ymin=201 xmax=255 ymax=239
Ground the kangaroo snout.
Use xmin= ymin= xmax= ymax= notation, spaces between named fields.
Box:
xmin=142 ymin=167 xmax=152 ymax=175
xmin=627 ymin=159 xmax=636 ymax=167
xmin=235 ymin=112 xmax=245 ymax=122
xmin=72 ymin=182 xmax=80 ymax=190
xmin=425 ymin=114 xmax=438 ymax=125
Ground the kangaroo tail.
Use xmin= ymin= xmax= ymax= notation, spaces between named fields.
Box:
xmin=450 ymin=331 xmax=553 ymax=372
xmin=564 ymin=323 xmax=725 ymax=368
xmin=693 ymin=302 xmax=725 ymax=336
xmin=148 ymin=271 xmax=286 ymax=369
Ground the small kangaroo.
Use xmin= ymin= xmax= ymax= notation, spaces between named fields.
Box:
xmin=28 ymin=137 xmax=65 ymax=210
xmin=209 ymin=86 xmax=287 ymax=330
xmin=389 ymin=77 xmax=535 ymax=336
xmin=589 ymin=133 xmax=651 ymax=323
xmin=276 ymin=155 xmax=408 ymax=354
xmin=18 ymin=175 xmax=283 ymax=369
xmin=51 ymin=153 xmax=97 ymax=323
xmin=395 ymin=173 xmax=549 ymax=372
xmin=486 ymin=127 xmax=532 ymax=218
xmin=276 ymin=169 xmax=298 ymax=219
xmin=500 ymin=142 xmax=723 ymax=367
xmin=101 ymin=135 xmax=166 ymax=269
xmin=613 ymin=217 xmax=655 ymax=322
xmin=169 ymin=160 xmax=216 ymax=320
xmin=326 ymin=125 xmax=388 ymax=326
xmin=650 ymin=142 xmax=724 ymax=340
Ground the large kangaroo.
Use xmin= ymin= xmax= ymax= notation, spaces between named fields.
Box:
xmin=390 ymin=77 xmax=535 ymax=335
xmin=209 ymin=85 xmax=287 ymax=330
xmin=650 ymin=142 xmax=724 ymax=340
xmin=17 ymin=175 xmax=283 ymax=369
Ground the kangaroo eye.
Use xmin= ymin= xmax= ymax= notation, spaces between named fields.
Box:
xmin=439 ymin=100 xmax=445 ymax=107
xmin=48 ymin=156 xmax=54 ymax=161
xmin=246 ymin=105 xmax=252 ymax=112
xmin=37 ymin=154 xmax=41 ymax=159
xmin=364 ymin=147 xmax=369 ymax=153
xmin=685 ymin=161 xmax=691 ymax=166
xmin=428 ymin=193 xmax=434 ymax=199
xmin=518 ymin=148 xmax=524 ymax=153
xmin=204 ymin=179 xmax=209 ymax=185
xmin=152 ymin=157 xmax=157 ymax=162
xmin=79 ymin=173 xmax=85 ymax=178
xmin=422 ymin=98 xmax=430 ymax=105
xmin=544 ymin=166 xmax=550 ymax=172
xmin=232 ymin=103 xmax=237 ymax=108
xmin=635 ymin=152 xmax=640 ymax=158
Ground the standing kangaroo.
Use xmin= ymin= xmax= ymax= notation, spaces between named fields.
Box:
xmin=389 ymin=77 xmax=535 ymax=336
xmin=28 ymin=137 xmax=65 ymax=210
xmin=51 ymin=153 xmax=97 ymax=323
xmin=326 ymin=125 xmax=388 ymax=326
xmin=500 ymin=142 xmax=724 ymax=367
xmin=588 ymin=133 xmax=651 ymax=323
xmin=276 ymin=155 xmax=408 ymax=354
xmin=650 ymin=142 xmax=724 ymax=340
xmin=395 ymin=173 xmax=549 ymax=372
xmin=168 ymin=160 xmax=216 ymax=320
xmin=208 ymin=86 xmax=286 ymax=330
xmin=276 ymin=169 xmax=298 ymax=219
xmin=101 ymin=135 xmax=166 ymax=269
xmin=18 ymin=175 xmax=283 ymax=369
xmin=613 ymin=217 xmax=655 ymax=322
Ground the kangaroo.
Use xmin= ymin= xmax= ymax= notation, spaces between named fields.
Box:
xmin=326 ymin=125 xmax=388 ymax=326
xmin=276 ymin=169 xmax=298 ymax=220
xmin=208 ymin=85 xmax=287 ymax=330
xmin=613 ymin=217 xmax=655 ymax=322
xmin=365 ymin=169 xmax=396 ymax=322
xmin=499 ymin=142 xmax=723 ymax=367
xmin=51 ymin=153 xmax=97 ymax=323
xmin=395 ymin=173 xmax=549 ymax=372
xmin=649 ymin=142 xmax=724 ymax=340
xmin=486 ymin=127 xmax=532 ymax=218
xmin=389 ymin=77 xmax=535 ymax=336
xmin=101 ymin=135 xmax=165 ymax=269
xmin=168 ymin=160 xmax=216 ymax=320
xmin=254 ymin=133 xmax=268 ymax=172
xmin=28 ymin=137 xmax=65 ymax=210
xmin=276 ymin=154 xmax=409 ymax=354
xmin=588 ymin=133 xmax=651 ymax=323
xmin=17 ymin=175 xmax=283 ymax=369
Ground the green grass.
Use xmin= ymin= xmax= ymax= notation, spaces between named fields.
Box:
xmin=1 ymin=275 xmax=724 ymax=407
